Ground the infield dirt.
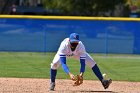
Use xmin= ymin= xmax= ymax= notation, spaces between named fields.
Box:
xmin=0 ymin=78 xmax=139 ymax=93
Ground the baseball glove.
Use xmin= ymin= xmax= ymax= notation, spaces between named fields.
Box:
xmin=73 ymin=75 xmax=83 ymax=86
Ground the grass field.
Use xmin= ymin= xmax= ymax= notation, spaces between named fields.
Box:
xmin=0 ymin=52 xmax=140 ymax=82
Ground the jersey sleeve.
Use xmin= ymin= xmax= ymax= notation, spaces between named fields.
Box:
xmin=80 ymin=58 xmax=85 ymax=73
xmin=57 ymin=39 xmax=67 ymax=55
xmin=78 ymin=41 xmax=86 ymax=73
xmin=57 ymin=38 xmax=70 ymax=74
xmin=78 ymin=41 xmax=86 ymax=58
xmin=60 ymin=55 xmax=70 ymax=74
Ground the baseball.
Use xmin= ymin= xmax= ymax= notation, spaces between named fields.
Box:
xmin=102 ymin=73 xmax=107 ymax=80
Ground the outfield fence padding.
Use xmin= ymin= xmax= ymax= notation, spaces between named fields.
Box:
xmin=0 ymin=15 xmax=140 ymax=54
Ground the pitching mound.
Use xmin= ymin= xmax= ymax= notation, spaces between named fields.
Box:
xmin=0 ymin=78 xmax=140 ymax=93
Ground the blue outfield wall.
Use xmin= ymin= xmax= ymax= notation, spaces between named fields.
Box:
xmin=0 ymin=16 xmax=140 ymax=54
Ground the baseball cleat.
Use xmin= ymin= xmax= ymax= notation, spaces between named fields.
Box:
xmin=102 ymin=79 xmax=112 ymax=89
xmin=50 ymin=82 xmax=55 ymax=91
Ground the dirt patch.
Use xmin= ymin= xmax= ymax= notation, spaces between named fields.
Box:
xmin=0 ymin=78 xmax=139 ymax=93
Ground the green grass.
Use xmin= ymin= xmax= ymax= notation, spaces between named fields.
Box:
xmin=0 ymin=52 xmax=140 ymax=82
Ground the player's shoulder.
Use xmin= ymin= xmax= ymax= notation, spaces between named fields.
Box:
xmin=63 ymin=38 xmax=69 ymax=42
xmin=77 ymin=41 xmax=85 ymax=49
xmin=60 ymin=38 xmax=69 ymax=46
xmin=62 ymin=38 xmax=69 ymax=44
xmin=78 ymin=41 xmax=84 ymax=45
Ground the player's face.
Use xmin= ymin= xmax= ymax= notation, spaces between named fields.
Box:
xmin=70 ymin=42 xmax=78 ymax=48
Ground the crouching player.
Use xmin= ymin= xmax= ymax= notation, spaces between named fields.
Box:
xmin=50 ymin=33 xmax=112 ymax=91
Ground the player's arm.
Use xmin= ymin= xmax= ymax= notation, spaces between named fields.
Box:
xmin=60 ymin=54 xmax=69 ymax=73
xmin=58 ymin=40 xmax=70 ymax=74
xmin=79 ymin=41 xmax=86 ymax=77
xmin=60 ymin=54 xmax=75 ymax=80
xmin=58 ymin=39 xmax=75 ymax=80
xmin=79 ymin=56 xmax=86 ymax=77
xmin=72 ymin=56 xmax=85 ymax=86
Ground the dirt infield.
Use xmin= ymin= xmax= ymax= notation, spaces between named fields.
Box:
xmin=0 ymin=78 xmax=140 ymax=93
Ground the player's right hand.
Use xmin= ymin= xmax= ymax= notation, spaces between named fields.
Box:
xmin=68 ymin=73 xmax=76 ymax=81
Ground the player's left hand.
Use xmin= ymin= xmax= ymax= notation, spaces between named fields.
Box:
xmin=73 ymin=75 xmax=83 ymax=86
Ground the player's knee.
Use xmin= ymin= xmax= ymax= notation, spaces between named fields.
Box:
xmin=86 ymin=61 xmax=96 ymax=68
xmin=51 ymin=63 xmax=59 ymax=69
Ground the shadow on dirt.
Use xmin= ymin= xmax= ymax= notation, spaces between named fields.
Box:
xmin=80 ymin=90 xmax=117 ymax=93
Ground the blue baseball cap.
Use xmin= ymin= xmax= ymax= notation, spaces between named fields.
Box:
xmin=69 ymin=33 xmax=79 ymax=43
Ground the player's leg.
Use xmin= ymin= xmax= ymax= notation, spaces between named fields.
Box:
xmin=85 ymin=53 xmax=112 ymax=89
xmin=85 ymin=53 xmax=103 ymax=81
xmin=50 ymin=54 xmax=61 ymax=91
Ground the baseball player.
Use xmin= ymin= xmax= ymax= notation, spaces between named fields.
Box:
xmin=50 ymin=33 xmax=112 ymax=91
